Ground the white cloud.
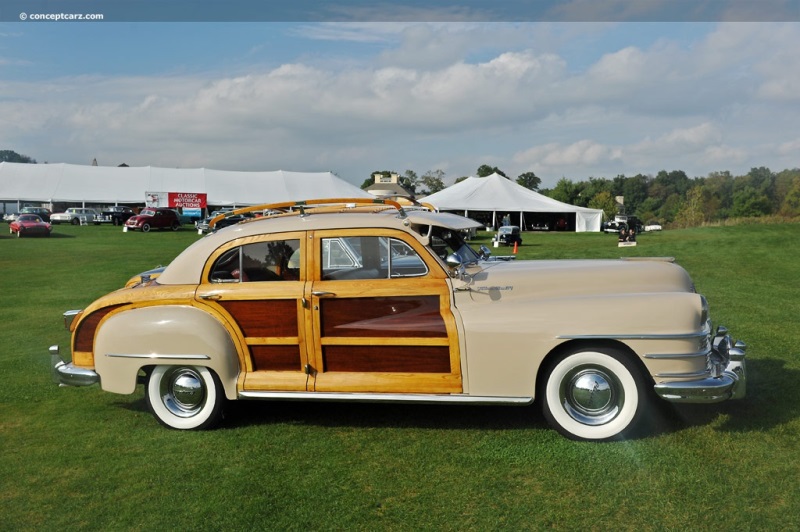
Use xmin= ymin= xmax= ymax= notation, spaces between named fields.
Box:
xmin=2 ymin=22 xmax=799 ymax=186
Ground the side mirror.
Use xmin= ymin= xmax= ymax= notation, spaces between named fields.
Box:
xmin=479 ymin=245 xmax=491 ymax=259
xmin=445 ymin=253 xmax=465 ymax=278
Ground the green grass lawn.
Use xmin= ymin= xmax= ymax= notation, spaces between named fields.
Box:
xmin=1 ymin=222 xmax=799 ymax=530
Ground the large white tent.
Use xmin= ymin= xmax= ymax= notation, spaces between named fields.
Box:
xmin=0 ymin=162 xmax=370 ymax=207
xmin=423 ymin=173 xmax=603 ymax=232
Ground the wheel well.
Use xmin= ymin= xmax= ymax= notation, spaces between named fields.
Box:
xmin=535 ymin=339 xmax=653 ymax=398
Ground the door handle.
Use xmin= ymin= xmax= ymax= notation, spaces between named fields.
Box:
xmin=200 ymin=293 xmax=222 ymax=301
xmin=312 ymin=291 xmax=336 ymax=298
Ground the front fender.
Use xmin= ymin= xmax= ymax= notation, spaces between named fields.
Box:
xmin=94 ymin=305 xmax=240 ymax=399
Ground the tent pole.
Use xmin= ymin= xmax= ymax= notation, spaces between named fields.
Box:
xmin=492 ymin=211 xmax=497 ymax=229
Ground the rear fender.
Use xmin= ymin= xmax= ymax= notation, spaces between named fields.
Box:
xmin=94 ymin=305 xmax=240 ymax=398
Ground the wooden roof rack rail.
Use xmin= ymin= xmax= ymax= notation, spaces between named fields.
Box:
xmin=207 ymin=197 xmax=407 ymax=231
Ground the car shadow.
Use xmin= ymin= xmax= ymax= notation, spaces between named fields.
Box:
xmin=118 ymin=358 xmax=794 ymax=440
xmin=653 ymin=357 xmax=796 ymax=436
xmin=222 ymin=399 xmax=551 ymax=433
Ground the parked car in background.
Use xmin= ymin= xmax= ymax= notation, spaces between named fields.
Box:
xmin=51 ymin=208 xmax=100 ymax=225
xmin=51 ymin=197 xmax=747 ymax=441
xmin=124 ymin=207 xmax=181 ymax=232
xmin=9 ymin=214 xmax=52 ymax=237
xmin=493 ymin=225 xmax=522 ymax=246
xmin=196 ymin=210 xmax=255 ymax=233
xmin=4 ymin=207 xmax=53 ymax=223
xmin=645 ymin=222 xmax=663 ymax=232
xmin=99 ymin=206 xmax=136 ymax=226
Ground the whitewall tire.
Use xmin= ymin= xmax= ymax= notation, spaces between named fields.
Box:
xmin=542 ymin=348 xmax=648 ymax=441
xmin=146 ymin=365 xmax=224 ymax=430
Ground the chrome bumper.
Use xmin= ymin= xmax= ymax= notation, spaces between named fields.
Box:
xmin=654 ymin=326 xmax=746 ymax=403
xmin=50 ymin=345 xmax=99 ymax=387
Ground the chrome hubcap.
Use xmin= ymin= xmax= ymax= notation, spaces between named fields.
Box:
xmin=160 ymin=368 xmax=207 ymax=418
xmin=561 ymin=366 xmax=623 ymax=426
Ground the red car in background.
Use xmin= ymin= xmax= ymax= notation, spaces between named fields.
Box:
xmin=9 ymin=214 xmax=53 ymax=237
xmin=124 ymin=207 xmax=181 ymax=232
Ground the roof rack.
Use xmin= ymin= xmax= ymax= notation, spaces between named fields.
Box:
xmin=207 ymin=197 xmax=408 ymax=231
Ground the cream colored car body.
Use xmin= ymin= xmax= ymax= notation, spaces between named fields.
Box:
xmin=51 ymin=200 xmax=746 ymax=440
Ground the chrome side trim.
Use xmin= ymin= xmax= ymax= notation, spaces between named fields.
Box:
xmin=653 ymin=370 xmax=710 ymax=378
xmin=557 ymin=331 xmax=708 ymax=341
xmin=104 ymin=353 xmax=211 ymax=360
xmin=239 ymin=391 xmax=534 ymax=406
xmin=645 ymin=349 xmax=710 ymax=360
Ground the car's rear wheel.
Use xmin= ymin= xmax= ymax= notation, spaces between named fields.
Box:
xmin=171 ymin=221 xmax=180 ymax=231
xmin=141 ymin=223 xmax=151 ymax=232
xmin=145 ymin=365 xmax=224 ymax=430
xmin=542 ymin=347 xmax=648 ymax=441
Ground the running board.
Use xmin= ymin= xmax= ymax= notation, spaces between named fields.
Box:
xmin=238 ymin=390 xmax=533 ymax=406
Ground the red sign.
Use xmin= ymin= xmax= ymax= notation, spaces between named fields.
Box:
xmin=168 ymin=192 xmax=207 ymax=209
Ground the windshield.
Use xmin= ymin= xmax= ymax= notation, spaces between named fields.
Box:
xmin=426 ymin=226 xmax=481 ymax=264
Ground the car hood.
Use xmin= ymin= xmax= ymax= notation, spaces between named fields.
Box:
xmin=462 ymin=257 xmax=693 ymax=299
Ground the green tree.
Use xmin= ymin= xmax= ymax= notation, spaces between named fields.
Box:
xmin=674 ymin=186 xmax=706 ymax=228
xmin=476 ymin=165 xmax=507 ymax=178
xmin=588 ymin=190 xmax=618 ymax=221
xmin=0 ymin=150 xmax=36 ymax=163
xmin=419 ymin=169 xmax=446 ymax=194
xmin=779 ymin=176 xmax=800 ymax=216
xmin=547 ymin=177 xmax=579 ymax=205
xmin=401 ymin=170 xmax=419 ymax=195
xmin=732 ymin=186 xmax=772 ymax=217
xmin=622 ymin=174 xmax=649 ymax=215
xmin=516 ymin=171 xmax=541 ymax=191
xmin=575 ymin=177 xmax=612 ymax=207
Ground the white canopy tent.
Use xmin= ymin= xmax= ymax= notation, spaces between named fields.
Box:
xmin=0 ymin=162 xmax=371 ymax=207
xmin=422 ymin=173 xmax=603 ymax=232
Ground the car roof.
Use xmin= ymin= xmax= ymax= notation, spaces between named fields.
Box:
xmin=157 ymin=205 xmax=481 ymax=285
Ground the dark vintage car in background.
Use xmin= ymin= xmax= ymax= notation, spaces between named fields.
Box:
xmin=9 ymin=214 xmax=52 ymax=237
xmin=196 ymin=210 xmax=255 ymax=233
xmin=493 ymin=225 xmax=523 ymax=246
xmin=99 ymin=206 xmax=136 ymax=226
xmin=124 ymin=207 xmax=181 ymax=232
xmin=4 ymin=207 xmax=53 ymax=223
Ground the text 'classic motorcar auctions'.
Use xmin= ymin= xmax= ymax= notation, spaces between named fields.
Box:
xmin=50 ymin=198 xmax=746 ymax=441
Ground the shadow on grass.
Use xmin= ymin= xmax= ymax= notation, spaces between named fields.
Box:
xmin=115 ymin=358 xmax=797 ymax=439
xmin=651 ymin=357 xmax=798 ymax=436
xmin=48 ymin=232 xmax=77 ymax=238
xmin=223 ymin=400 xmax=550 ymax=432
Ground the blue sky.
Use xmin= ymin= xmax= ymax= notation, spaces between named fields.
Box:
xmin=1 ymin=5 xmax=799 ymax=188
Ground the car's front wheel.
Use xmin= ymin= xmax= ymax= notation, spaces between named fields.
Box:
xmin=145 ymin=365 xmax=224 ymax=430
xmin=542 ymin=347 xmax=649 ymax=441
xmin=141 ymin=223 xmax=151 ymax=232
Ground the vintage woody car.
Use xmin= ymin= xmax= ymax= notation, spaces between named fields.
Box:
xmin=50 ymin=198 xmax=746 ymax=441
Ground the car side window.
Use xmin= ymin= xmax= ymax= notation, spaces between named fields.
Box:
xmin=210 ymin=239 xmax=301 ymax=283
xmin=321 ymin=236 xmax=427 ymax=280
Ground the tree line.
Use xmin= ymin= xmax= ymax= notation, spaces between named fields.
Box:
xmin=364 ymin=163 xmax=800 ymax=228
xmin=6 ymin=149 xmax=798 ymax=228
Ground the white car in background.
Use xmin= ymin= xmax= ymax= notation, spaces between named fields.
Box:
xmin=50 ymin=208 xmax=100 ymax=225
